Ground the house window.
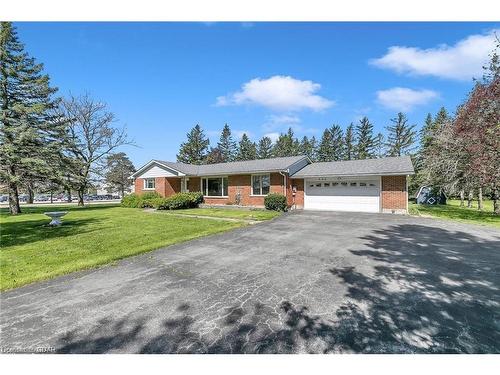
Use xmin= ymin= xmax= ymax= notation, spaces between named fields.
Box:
xmin=359 ymin=182 xmax=367 ymax=187
xmin=251 ymin=174 xmax=270 ymax=195
xmin=144 ymin=178 xmax=155 ymax=190
xmin=202 ymin=177 xmax=228 ymax=197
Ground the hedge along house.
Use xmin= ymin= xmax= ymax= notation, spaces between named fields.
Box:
xmin=131 ymin=155 xmax=414 ymax=213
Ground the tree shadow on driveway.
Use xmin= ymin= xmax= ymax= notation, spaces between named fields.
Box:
xmin=54 ymin=224 xmax=500 ymax=353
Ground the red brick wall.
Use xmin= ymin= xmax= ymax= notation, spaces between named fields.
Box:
xmin=289 ymin=178 xmax=304 ymax=208
xmin=381 ymin=175 xmax=407 ymax=211
xmin=134 ymin=177 xmax=181 ymax=197
xmin=201 ymin=173 xmax=285 ymax=207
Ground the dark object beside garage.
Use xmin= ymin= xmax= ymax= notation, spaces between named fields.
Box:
xmin=416 ymin=186 xmax=447 ymax=205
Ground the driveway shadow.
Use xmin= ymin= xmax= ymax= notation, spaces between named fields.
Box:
xmin=52 ymin=223 xmax=500 ymax=353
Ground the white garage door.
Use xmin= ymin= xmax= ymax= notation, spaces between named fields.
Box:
xmin=304 ymin=178 xmax=380 ymax=213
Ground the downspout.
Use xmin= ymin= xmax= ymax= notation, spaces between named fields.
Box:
xmin=279 ymin=170 xmax=291 ymax=208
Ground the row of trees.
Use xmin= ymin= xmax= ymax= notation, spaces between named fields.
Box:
xmin=415 ymin=36 xmax=499 ymax=214
xmin=1 ymin=23 xmax=135 ymax=214
xmin=177 ymin=113 xmax=417 ymax=165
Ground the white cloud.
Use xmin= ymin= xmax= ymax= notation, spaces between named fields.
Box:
xmin=370 ymin=29 xmax=499 ymax=81
xmin=376 ymin=87 xmax=439 ymax=112
xmin=263 ymin=132 xmax=280 ymax=142
xmin=216 ymin=75 xmax=334 ymax=111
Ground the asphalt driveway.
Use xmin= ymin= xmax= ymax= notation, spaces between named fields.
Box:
xmin=1 ymin=211 xmax=499 ymax=353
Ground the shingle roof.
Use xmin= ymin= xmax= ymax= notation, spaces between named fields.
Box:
xmin=155 ymin=155 xmax=308 ymax=176
xmin=290 ymin=156 xmax=414 ymax=177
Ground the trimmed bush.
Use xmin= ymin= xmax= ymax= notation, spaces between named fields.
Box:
xmin=121 ymin=193 xmax=141 ymax=208
xmin=156 ymin=192 xmax=204 ymax=210
xmin=121 ymin=191 xmax=161 ymax=208
xmin=264 ymin=193 xmax=287 ymax=211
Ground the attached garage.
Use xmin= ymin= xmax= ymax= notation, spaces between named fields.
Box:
xmin=290 ymin=156 xmax=414 ymax=214
xmin=304 ymin=177 xmax=380 ymax=212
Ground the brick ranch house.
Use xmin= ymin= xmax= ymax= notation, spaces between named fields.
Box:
xmin=131 ymin=155 xmax=414 ymax=214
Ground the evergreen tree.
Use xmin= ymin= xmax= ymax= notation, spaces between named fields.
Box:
xmin=177 ymin=124 xmax=210 ymax=164
xmin=344 ymin=123 xmax=355 ymax=160
xmin=237 ymin=133 xmax=257 ymax=160
xmin=385 ymin=112 xmax=417 ymax=157
xmin=216 ymin=123 xmax=237 ymax=162
xmin=316 ymin=128 xmax=335 ymax=162
xmin=299 ymin=136 xmax=317 ymax=161
xmin=206 ymin=147 xmax=225 ymax=164
xmin=257 ymin=136 xmax=273 ymax=159
xmin=374 ymin=132 xmax=385 ymax=158
xmin=419 ymin=113 xmax=435 ymax=151
xmin=0 ymin=22 xmax=66 ymax=214
xmin=434 ymin=107 xmax=450 ymax=128
xmin=355 ymin=117 xmax=376 ymax=159
xmin=104 ymin=152 xmax=136 ymax=197
xmin=330 ymin=124 xmax=345 ymax=161
xmin=273 ymin=127 xmax=296 ymax=157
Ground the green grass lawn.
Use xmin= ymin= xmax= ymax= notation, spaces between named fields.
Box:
xmin=409 ymin=199 xmax=500 ymax=228
xmin=0 ymin=204 xmax=245 ymax=291
xmin=159 ymin=207 xmax=282 ymax=221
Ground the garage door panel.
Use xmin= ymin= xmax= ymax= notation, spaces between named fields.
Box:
xmin=304 ymin=178 xmax=380 ymax=213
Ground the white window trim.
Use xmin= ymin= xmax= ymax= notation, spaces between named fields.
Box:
xmin=143 ymin=178 xmax=155 ymax=190
xmin=250 ymin=174 xmax=271 ymax=196
xmin=200 ymin=176 xmax=229 ymax=198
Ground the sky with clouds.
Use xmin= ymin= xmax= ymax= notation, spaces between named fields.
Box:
xmin=15 ymin=22 xmax=499 ymax=166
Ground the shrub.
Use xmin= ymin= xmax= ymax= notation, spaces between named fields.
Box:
xmin=264 ymin=193 xmax=287 ymax=211
xmin=121 ymin=191 xmax=161 ymax=208
xmin=156 ymin=192 xmax=204 ymax=210
xmin=121 ymin=193 xmax=141 ymax=208
xmin=139 ymin=191 xmax=162 ymax=208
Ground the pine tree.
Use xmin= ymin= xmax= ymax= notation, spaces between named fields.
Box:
xmin=217 ymin=123 xmax=237 ymax=162
xmin=177 ymin=124 xmax=210 ymax=164
xmin=0 ymin=22 xmax=66 ymax=214
xmin=330 ymin=124 xmax=345 ymax=161
xmin=104 ymin=152 xmax=136 ymax=197
xmin=355 ymin=117 xmax=376 ymax=159
xmin=420 ymin=113 xmax=435 ymax=151
xmin=385 ymin=112 xmax=417 ymax=157
xmin=206 ymin=147 xmax=225 ymax=164
xmin=316 ymin=128 xmax=335 ymax=162
xmin=299 ymin=136 xmax=317 ymax=161
xmin=434 ymin=107 xmax=449 ymax=129
xmin=273 ymin=127 xmax=296 ymax=157
xmin=237 ymin=133 xmax=257 ymax=160
xmin=257 ymin=136 xmax=273 ymax=159
xmin=374 ymin=132 xmax=385 ymax=158
xmin=344 ymin=123 xmax=355 ymax=160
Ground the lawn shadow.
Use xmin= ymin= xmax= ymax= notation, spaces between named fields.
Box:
xmin=0 ymin=217 xmax=104 ymax=247
xmin=53 ymin=223 xmax=500 ymax=353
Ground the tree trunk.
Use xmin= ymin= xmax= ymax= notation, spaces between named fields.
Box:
xmin=27 ymin=183 xmax=34 ymax=204
xmin=459 ymin=189 xmax=465 ymax=207
xmin=492 ymin=188 xmax=499 ymax=215
xmin=121 ymin=185 xmax=125 ymax=198
xmin=467 ymin=190 xmax=473 ymax=208
xmin=8 ymin=179 xmax=21 ymax=215
xmin=77 ymin=189 xmax=85 ymax=206
xmin=478 ymin=187 xmax=483 ymax=211
xmin=50 ymin=191 xmax=53 ymax=204
xmin=66 ymin=187 xmax=72 ymax=203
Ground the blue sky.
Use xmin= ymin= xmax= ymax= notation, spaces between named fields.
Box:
xmin=16 ymin=22 xmax=499 ymax=167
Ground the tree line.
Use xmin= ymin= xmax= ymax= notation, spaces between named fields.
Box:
xmin=1 ymin=23 xmax=135 ymax=214
xmin=177 ymin=113 xmax=418 ymax=165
